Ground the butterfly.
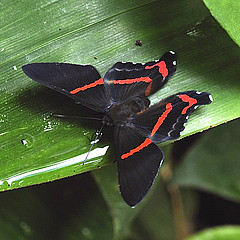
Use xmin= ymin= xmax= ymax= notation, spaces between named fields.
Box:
xmin=22 ymin=51 xmax=212 ymax=207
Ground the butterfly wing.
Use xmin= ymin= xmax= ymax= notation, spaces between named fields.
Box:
xmin=22 ymin=63 xmax=109 ymax=112
xmin=114 ymin=126 xmax=163 ymax=207
xmin=104 ymin=51 xmax=177 ymax=104
xmin=131 ymin=91 xmax=213 ymax=143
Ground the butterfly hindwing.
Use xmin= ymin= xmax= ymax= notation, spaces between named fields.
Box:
xmin=115 ymin=126 xmax=163 ymax=207
xmin=22 ymin=63 xmax=109 ymax=112
xmin=131 ymin=91 xmax=213 ymax=143
xmin=104 ymin=51 xmax=177 ymax=104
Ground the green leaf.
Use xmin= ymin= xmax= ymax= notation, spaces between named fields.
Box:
xmin=93 ymin=145 xmax=198 ymax=240
xmin=1 ymin=0 xmax=240 ymax=191
xmin=93 ymin=164 xmax=177 ymax=240
xmin=0 ymin=173 xmax=113 ymax=240
xmin=131 ymin=180 xmax=175 ymax=240
xmin=202 ymin=0 xmax=240 ymax=46
xmin=186 ymin=226 xmax=240 ymax=240
xmin=93 ymin=164 xmax=143 ymax=240
xmin=130 ymin=178 xmax=198 ymax=240
xmin=173 ymin=119 xmax=240 ymax=202
xmin=0 ymin=190 xmax=49 ymax=239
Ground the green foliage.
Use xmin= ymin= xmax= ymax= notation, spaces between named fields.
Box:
xmin=203 ymin=0 xmax=240 ymax=46
xmin=0 ymin=0 xmax=240 ymax=239
xmin=186 ymin=226 xmax=240 ymax=240
xmin=173 ymin=119 xmax=240 ymax=202
xmin=1 ymin=0 xmax=239 ymax=192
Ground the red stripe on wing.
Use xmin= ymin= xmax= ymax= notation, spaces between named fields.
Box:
xmin=145 ymin=61 xmax=168 ymax=77
xmin=121 ymin=138 xmax=152 ymax=159
xmin=179 ymin=94 xmax=197 ymax=114
xmin=108 ymin=76 xmax=152 ymax=85
xmin=121 ymin=103 xmax=172 ymax=160
xmin=70 ymin=78 xmax=104 ymax=94
xmin=108 ymin=77 xmax=153 ymax=97
xmin=151 ymin=103 xmax=172 ymax=137
xmin=145 ymin=81 xmax=153 ymax=96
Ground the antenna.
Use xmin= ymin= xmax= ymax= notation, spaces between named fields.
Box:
xmin=53 ymin=113 xmax=105 ymax=165
xmin=82 ymin=123 xmax=105 ymax=165
xmin=53 ymin=114 xmax=102 ymax=121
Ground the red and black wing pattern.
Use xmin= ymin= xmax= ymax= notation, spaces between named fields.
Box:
xmin=22 ymin=63 xmax=109 ymax=113
xmin=22 ymin=55 xmax=213 ymax=208
xmin=131 ymin=91 xmax=213 ymax=143
xmin=114 ymin=126 xmax=163 ymax=207
xmin=104 ymin=51 xmax=177 ymax=104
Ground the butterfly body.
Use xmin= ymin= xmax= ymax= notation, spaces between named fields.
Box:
xmin=22 ymin=51 xmax=212 ymax=207
xmin=105 ymin=96 xmax=150 ymax=126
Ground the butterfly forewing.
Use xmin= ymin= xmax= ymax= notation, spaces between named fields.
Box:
xmin=104 ymin=51 xmax=177 ymax=104
xmin=131 ymin=91 xmax=212 ymax=143
xmin=114 ymin=126 xmax=163 ymax=207
xmin=22 ymin=63 xmax=109 ymax=112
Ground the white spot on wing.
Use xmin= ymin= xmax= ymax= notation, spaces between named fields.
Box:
xmin=169 ymin=50 xmax=175 ymax=54
xmin=196 ymin=91 xmax=202 ymax=94
xmin=209 ymin=94 xmax=213 ymax=102
xmin=173 ymin=61 xmax=177 ymax=65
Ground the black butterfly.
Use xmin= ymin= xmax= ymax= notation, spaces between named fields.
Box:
xmin=22 ymin=51 xmax=212 ymax=207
